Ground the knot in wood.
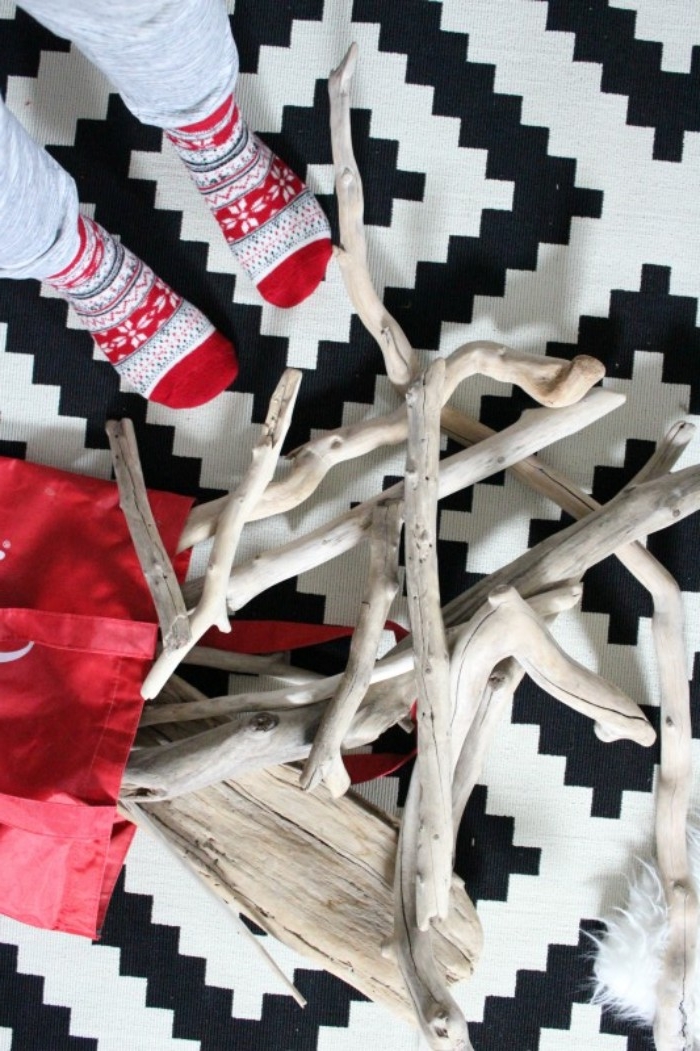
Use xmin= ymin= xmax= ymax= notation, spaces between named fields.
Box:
xmin=248 ymin=712 xmax=279 ymax=733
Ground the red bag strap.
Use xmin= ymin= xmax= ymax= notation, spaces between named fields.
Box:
xmin=0 ymin=791 xmax=116 ymax=839
xmin=0 ymin=607 xmax=157 ymax=658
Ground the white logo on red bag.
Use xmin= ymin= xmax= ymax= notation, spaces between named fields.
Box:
xmin=0 ymin=641 xmax=34 ymax=662
xmin=0 ymin=540 xmax=34 ymax=661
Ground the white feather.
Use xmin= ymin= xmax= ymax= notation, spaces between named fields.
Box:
xmin=590 ymin=825 xmax=700 ymax=1043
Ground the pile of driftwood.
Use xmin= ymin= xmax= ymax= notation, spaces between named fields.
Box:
xmin=111 ymin=47 xmax=700 ymax=1051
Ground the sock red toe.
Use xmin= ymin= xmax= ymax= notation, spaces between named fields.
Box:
xmin=149 ymin=328 xmax=238 ymax=408
xmin=257 ymin=237 xmax=333 ymax=309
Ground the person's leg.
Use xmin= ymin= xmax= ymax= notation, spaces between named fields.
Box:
xmin=20 ymin=0 xmax=332 ymax=308
xmin=0 ymin=94 xmax=80 ymax=280
xmin=0 ymin=95 xmax=237 ymax=408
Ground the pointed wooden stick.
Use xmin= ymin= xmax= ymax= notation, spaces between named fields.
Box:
xmin=329 ymin=42 xmax=418 ymax=392
xmin=141 ymin=369 xmax=302 ymax=700
xmin=106 ymin=418 xmax=190 ymax=651
xmin=300 ymin=498 xmax=403 ymax=795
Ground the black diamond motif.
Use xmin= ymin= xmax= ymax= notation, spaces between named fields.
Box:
xmin=0 ymin=942 xmax=98 ymax=1050
xmin=542 ymin=0 xmax=700 ymax=161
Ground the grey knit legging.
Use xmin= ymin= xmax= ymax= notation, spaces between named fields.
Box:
xmin=0 ymin=0 xmax=239 ymax=280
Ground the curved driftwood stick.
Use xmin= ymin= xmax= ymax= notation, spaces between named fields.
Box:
xmin=139 ymin=675 xmax=340 ymax=726
xmin=106 ymin=418 xmax=190 ymax=651
xmin=300 ymin=498 xmax=403 ymax=795
xmin=404 ymin=359 xmax=453 ymax=929
xmin=449 ymin=585 xmax=654 ymax=765
xmin=450 ymin=587 xmax=584 ymax=830
xmin=181 ymin=390 xmax=623 ymax=612
xmin=141 ymin=369 xmax=301 ymax=700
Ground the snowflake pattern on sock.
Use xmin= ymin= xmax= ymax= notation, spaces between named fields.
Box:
xmin=47 ymin=216 xmax=237 ymax=407
xmin=166 ymin=97 xmax=332 ymax=308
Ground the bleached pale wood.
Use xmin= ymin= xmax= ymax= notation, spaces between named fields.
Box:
xmin=404 ymin=359 xmax=453 ymax=930
xmin=118 ymin=798 xmax=307 ymax=1008
xmin=125 ymin=669 xmax=417 ymax=801
xmin=440 ymin=417 xmax=699 ymax=1045
xmin=178 ymin=342 xmax=605 ymax=550
xmin=329 ymin=42 xmax=418 ymax=391
xmin=652 ymin=592 xmax=696 ymax=1051
xmin=394 ymin=771 xmax=473 ymax=1051
xmin=141 ymin=369 xmax=301 ymax=700
xmin=140 ymin=673 xmax=344 ymax=727
xmin=137 ymin=763 xmax=482 ymax=1024
xmin=125 ymin=574 xmax=649 ymax=803
xmin=126 ymin=458 xmax=700 ymax=800
xmin=450 ymin=587 xmax=583 ymax=828
xmin=106 ymin=418 xmax=190 ymax=651
xmin=442 ymin=464 xmax=700 ymax=630
xmin=183 ymin=645 xmax=322 ymax=683
xmin=181 ymin=390 xmax=623 ymax=613
xmin=631 ymin=419 xmax=695 ymax=486
xmin=449 ymin=584 xmax=654 ymax=769
xmin=300 ymin=498 xmax=403 ymax=795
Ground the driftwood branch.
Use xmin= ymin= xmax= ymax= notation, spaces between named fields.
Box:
xmin=300 ymin=498 xmax=403 ymax=795
xmin=106 ymin=418 xmax=190 ymax=651
xmin=394 ymin=772 xmax=473 ymax=1051
xmin=141 ymin=369 xmax=301 ymax=699
xmin=404 ymin=359 xmax=453 ymax=930
xmin=182 ymin=390 xmax=623 ymax=613
xmin=328 ymin=42 xmax=419 ymax=391
xmin=125 ymin=465 xmax=700 ymax=804
xmin=183 ymin=646 xmax=322 ymax=683
xmin=139 ymin=764 xmax=482 ymax=1024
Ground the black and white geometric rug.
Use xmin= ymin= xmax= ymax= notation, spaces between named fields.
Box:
xmin=1 ymin=1 xmax=700 ymax=1048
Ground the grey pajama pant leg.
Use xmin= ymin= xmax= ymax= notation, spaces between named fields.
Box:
xmin=0 ymin=0 xmax=239 ymax=280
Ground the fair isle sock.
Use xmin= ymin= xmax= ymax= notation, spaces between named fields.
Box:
xmin=47 ymin=216 xmax=238 ymax=408
xmin=166 ymin=96 xmax=332 ymax=308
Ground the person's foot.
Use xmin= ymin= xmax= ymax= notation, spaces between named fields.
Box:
xmin=166 ymin=96 xmax=332 ymax=308
xmin=47 ymin=216 xmax=238 ymax=408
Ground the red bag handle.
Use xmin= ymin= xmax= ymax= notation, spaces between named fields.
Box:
xmin=0 ymin=607 xmax=156 ymax=658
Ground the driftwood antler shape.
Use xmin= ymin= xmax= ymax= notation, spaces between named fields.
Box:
xmin=112 ymin=44 xmax=700 ymax=1051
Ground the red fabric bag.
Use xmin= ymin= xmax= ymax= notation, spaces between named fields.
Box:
xmin=0 ymin=456 xmax=193 ymax=937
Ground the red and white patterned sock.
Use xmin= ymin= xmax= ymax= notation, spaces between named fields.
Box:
xmin=166 ymin=96 xmax=332 ymax=309
xmin=47 ymin=216 xmax=238 ymax=408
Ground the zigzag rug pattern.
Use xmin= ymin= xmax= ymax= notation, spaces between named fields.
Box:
xmin=1 ymin=1 xmax=699 ymax=1048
